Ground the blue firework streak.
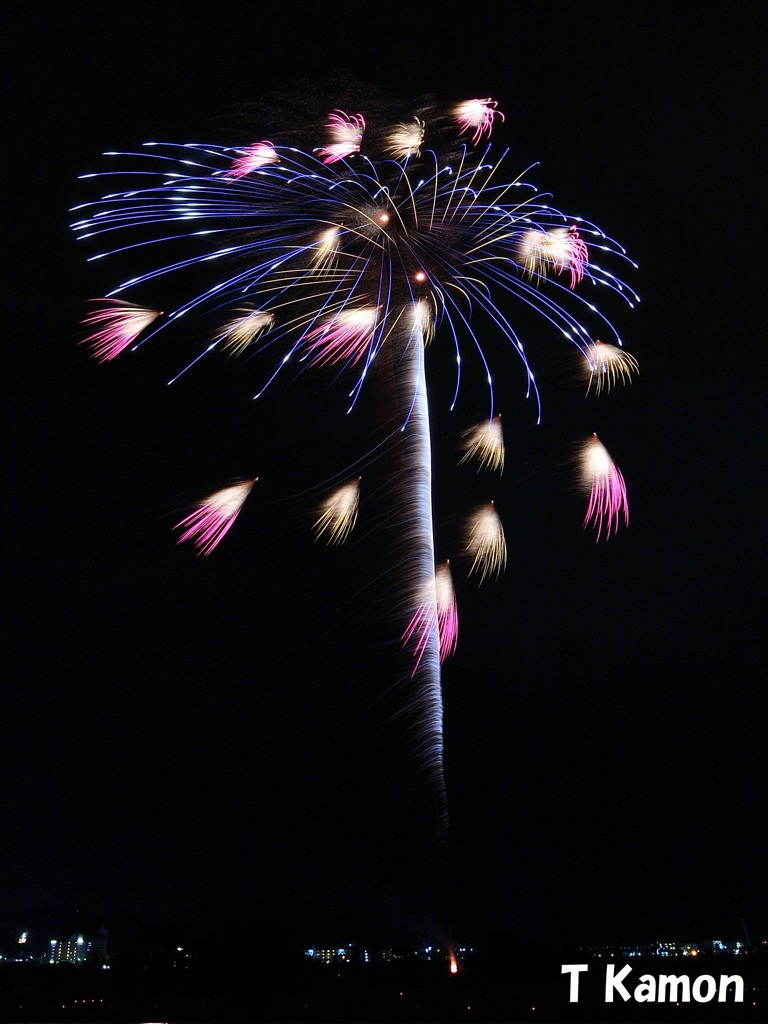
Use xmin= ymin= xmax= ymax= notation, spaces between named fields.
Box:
xmin=73 ymin=98 xmax=638 ymax=842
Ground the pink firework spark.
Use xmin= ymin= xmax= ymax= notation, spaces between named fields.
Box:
xmin=226 ymin=141 xmax=279 ymax=178
xmin=454 ymin=98 xmax=505 ymax=144
xmin=81 ymin=300 xmax=162 ymax=362
xmin=303 ymin=308 xmax=377 ymax=366
xmin=175 ymin=479 xmax=257 ymax=555
xmin=318 ymin=110 xmax=365 ymax=164
xmin=580 ymin=435 xmax=628 ymax=540
xmin=402 ymin=603 xmax=435 ymax=675
xmin=435 ymin=562 xmax=458 ymax=662
xmin=402 ymin=563 xmax=458 ymax=672
xmin=516 ymin=225 xmax=588 ymax=290
xmin=565 ymin=225 xmax=588 ymax=288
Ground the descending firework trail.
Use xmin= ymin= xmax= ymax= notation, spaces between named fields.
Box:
xmin=175 ymin=479 xmax=257 ymax=555
xmin=584 ymin=340 xmax=640 ymax=396
xmin=397 ymin=325 xmax=447 ymax=835
xmin=579 ymin=434 xmax=629 ymax=540
xmin=313 ymin=478 xmax=361 ymax=545
xmin=81 ymin=300 xmax=162 ymax=362
xmin=74 ymin=93 xmax=638 ymax=848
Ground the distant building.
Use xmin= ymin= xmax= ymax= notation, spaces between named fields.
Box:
xmin=306 ymin=946 xmax=350 ymax=964
xmin=304 ymin=943 xmax=371 ymax=964
xmin=48 ymin=929 xmax=108 ymax=964
xmin=49 ymin=937 xmax=78 ymax=964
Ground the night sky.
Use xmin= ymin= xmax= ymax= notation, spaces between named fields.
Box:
xmin=4 ymin=3 xmax=766 ymax=953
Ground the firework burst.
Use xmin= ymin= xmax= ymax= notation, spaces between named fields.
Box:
xmin=454 ymin=98 xmax=505 ymax=143
xmin=318 ymin=110 xmax=365 ymax=163
xmin=304 ymin=307 xmax=379 ymax=367
xmin=82 ymin=300 xmax=162 ymax=362
xmin=174 ymin=479 xmax=256 ymax=555
xmin=584 ymin=339 xmax=639 ymax=396
xmin=580 ymin=434 xmax=629 ymax=540
xmin=311 ymin=227 xmax=342 ymax=272
xmin=75 ymin=92 xmax=637 ymax=843
xmin=217 ymin=309 xmax=274 ymax=356
xmin=227 ymin=141 xmax=279 ymax=178
xmin=460 ymin=417 xmax=505 ymax=474
xmin=466 ymin=502 xmax=507 ymax=582
xmin=435 ymin=561 xmax=458 ymax=662
xmin=313 ymin=478 xmax=361 ymax=545
xmin=385 ymin=117 xmax=426 ymax=159
xmin=516 ymin=225 xmax=588 ymax=289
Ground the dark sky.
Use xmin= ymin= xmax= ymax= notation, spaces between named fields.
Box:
xmin=3 ymin=3 xmax=766 ymax=952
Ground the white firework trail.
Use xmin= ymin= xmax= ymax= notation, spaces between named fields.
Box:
xmin=460 ymin=416 xmax=505 ymax=474
xmin=466 ymin=502 xmax=507 ymax=582
xmin=217 ymin=309 xmax=274 ymax=356
xmin=411 ymin=298 xmax=436 ymax=345
xmin=584 ymin=340 xmax=639 ymax=396
xmin=313 ymin=478 xmax=361 ymax=545
xmin=311 ymin=226 xmax=342 ymax=271
xmin=398 ymin=316 xmax=447 ymax=839
xmin=385 ymin=117 xmax=426 ymax=159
